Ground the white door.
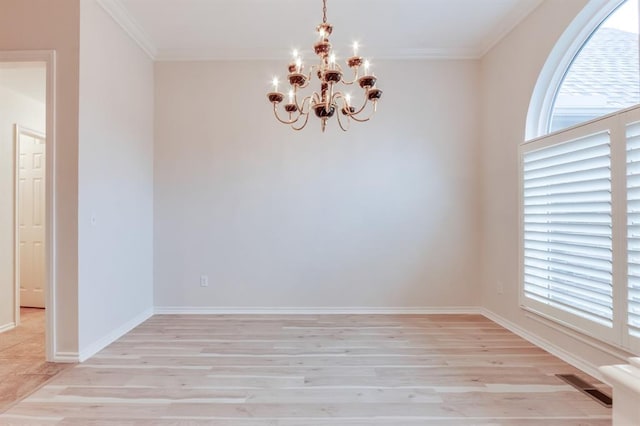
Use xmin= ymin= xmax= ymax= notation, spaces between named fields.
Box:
xmin=17 ymin=127 xmax=46 ymax=308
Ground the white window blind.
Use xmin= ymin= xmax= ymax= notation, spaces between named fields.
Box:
xmin=627 ymin=122 xmax=640 ymax=338
xmin=523 ymin=131 xmax=613 ymax=327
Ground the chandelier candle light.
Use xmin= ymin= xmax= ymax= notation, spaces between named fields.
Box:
xmin=266 ymin=0 xmax=383 ymax=132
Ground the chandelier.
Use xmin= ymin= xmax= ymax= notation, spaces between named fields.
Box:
xmin=266 ymin=0 xmax=383 ymax=132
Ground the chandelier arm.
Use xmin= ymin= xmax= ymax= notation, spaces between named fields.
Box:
xmin=332 ymin=91 xmax=352 ymax=131
xmin=326 ymin=84 xmax=334 ymax=110
xmin=297 ymin=64 xmax=320 ymax=90
xmin=273 ymin=103 xmax=302 ymax=125
xmin=298 ymin=75 xmax=312 ymax=90
xmin=336 ymin=106 xmax=350 ymax=132
xmin=346 ymin=95 xmax=370 ymax=116
xmin=295 ymin=94 xmax=314 ymax=114
xmin=305 ymin=95 xmax=315 ymax=113
xmin=298 ymin=91 xmax=320 ymax=112
xmin=291 ymin=110 xmax=311 ymax=131
xmin=309 ymin=64 xmax=320 ymax=76
xmin=349 ymin=114 xmax=371 ymax=123
xmin=348 ymin=102 xmax=378 ymax=123
xmin=340 ymin=67 xmax=361 ymax=86
xmin=331 ymin=91 xmax=347 ymax=107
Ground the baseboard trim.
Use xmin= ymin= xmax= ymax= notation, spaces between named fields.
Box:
xmin=47 ymin=304 xmax=630 ymax=382
xmin=522 ymin=308 xmax=633 ymax=362
xmin=0 ymin=322 xmax=16 ymax=334
xmin=78 ymin=307 xmax=154 ymax=362
xmin=154 ymin=306 xmax=483 ymax=315
xmin=481 ymin=308 xmax=608 ymax=382
xmin=52 ymin=351 xmax=80 ymax=363
xmin=52 ymin=306 xmax=618 ymax=381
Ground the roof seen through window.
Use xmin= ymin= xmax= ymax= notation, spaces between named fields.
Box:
xmin=549 ymin=0 xmax=639 ymax=133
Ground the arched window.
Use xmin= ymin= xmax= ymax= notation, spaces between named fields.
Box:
xmin=522 ymin=0 xmax=640 ymax=354
xmin=549 ymin=0 xmax=639 ymax=133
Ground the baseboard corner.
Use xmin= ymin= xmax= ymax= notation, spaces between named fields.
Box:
xmin=52 ymin=351 xmax=80 ymax=363
xmin=0 ymin=322 xmax=16 ymax=334
xmin=480 ymin=307 xmax=605 ymax=381
xmin=78 ymin=307 xmax=154 ymax=362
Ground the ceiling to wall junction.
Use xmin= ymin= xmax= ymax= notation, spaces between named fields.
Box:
xmin=98 ymin=0 xmax=544 ymax=60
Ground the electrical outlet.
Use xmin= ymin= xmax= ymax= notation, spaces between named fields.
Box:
xmin=497 ymin=281 xmax=504 ymax=295
xmin=200 ymin=275 xmax=209 ymax=287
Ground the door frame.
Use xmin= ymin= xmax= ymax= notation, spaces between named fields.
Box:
xmin=1 ymin=50 xmax=56 ymax=361
xmin=14 ymin=125 xmax=47 ymax=312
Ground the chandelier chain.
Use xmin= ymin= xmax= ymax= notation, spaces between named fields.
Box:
xmin=322 ymin=0 xmax=327 ymax=23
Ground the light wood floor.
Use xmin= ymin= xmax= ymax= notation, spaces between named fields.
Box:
xmin=0 ymin=314 xmax=611 ymax=425
xmin=0 ymin=308 xmax=71 ymax=413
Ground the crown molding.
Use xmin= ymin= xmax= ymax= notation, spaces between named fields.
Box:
xmin=477 ymin=0 xmax=544 ymax=57
xmin=96 ymin=0 xmax=157 ymax=60
xmin=154 ymin=46 xmax=482 ymax=62
xmin=96 ymin=0 xmax=542 ymax=62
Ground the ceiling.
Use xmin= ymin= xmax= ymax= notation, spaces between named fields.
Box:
xmin=98 ymin=0 xmax=544 ymax=60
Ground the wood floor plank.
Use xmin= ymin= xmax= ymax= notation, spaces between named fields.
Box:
xmin=0 ymin=314 xmax=612 ymax=424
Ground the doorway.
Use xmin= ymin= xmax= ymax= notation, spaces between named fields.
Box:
xmin=0 ymin=53 xmax=55 ymax=362
xmin=16 ymin=126 xmax=47 ymax=310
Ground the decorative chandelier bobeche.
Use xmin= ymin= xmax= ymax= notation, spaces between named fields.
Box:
xmin=267 ymin=0 xmax=383 ymax=132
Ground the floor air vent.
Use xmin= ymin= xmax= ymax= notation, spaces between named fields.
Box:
xmin=556 ymin=374 xmax=612 ymax=408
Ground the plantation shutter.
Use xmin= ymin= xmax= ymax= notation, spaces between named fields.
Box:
xmin=627 ymin=122 xmax=640 ymax=338
xmin=523 ymin=131 xmax=613 ymax=327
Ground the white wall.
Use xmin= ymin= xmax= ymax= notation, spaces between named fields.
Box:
xmin=0 ymin=82 xmax=45 ymax=330
xmin=154 ymin=59 xmax=481 ymax=310
xmin=480 ymin=0 xmax=634 ymax=373
xmin=0 ymin=0 xmax=80 ymax=356
xmin=78 ymin=0 xmax=154 ymax=357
